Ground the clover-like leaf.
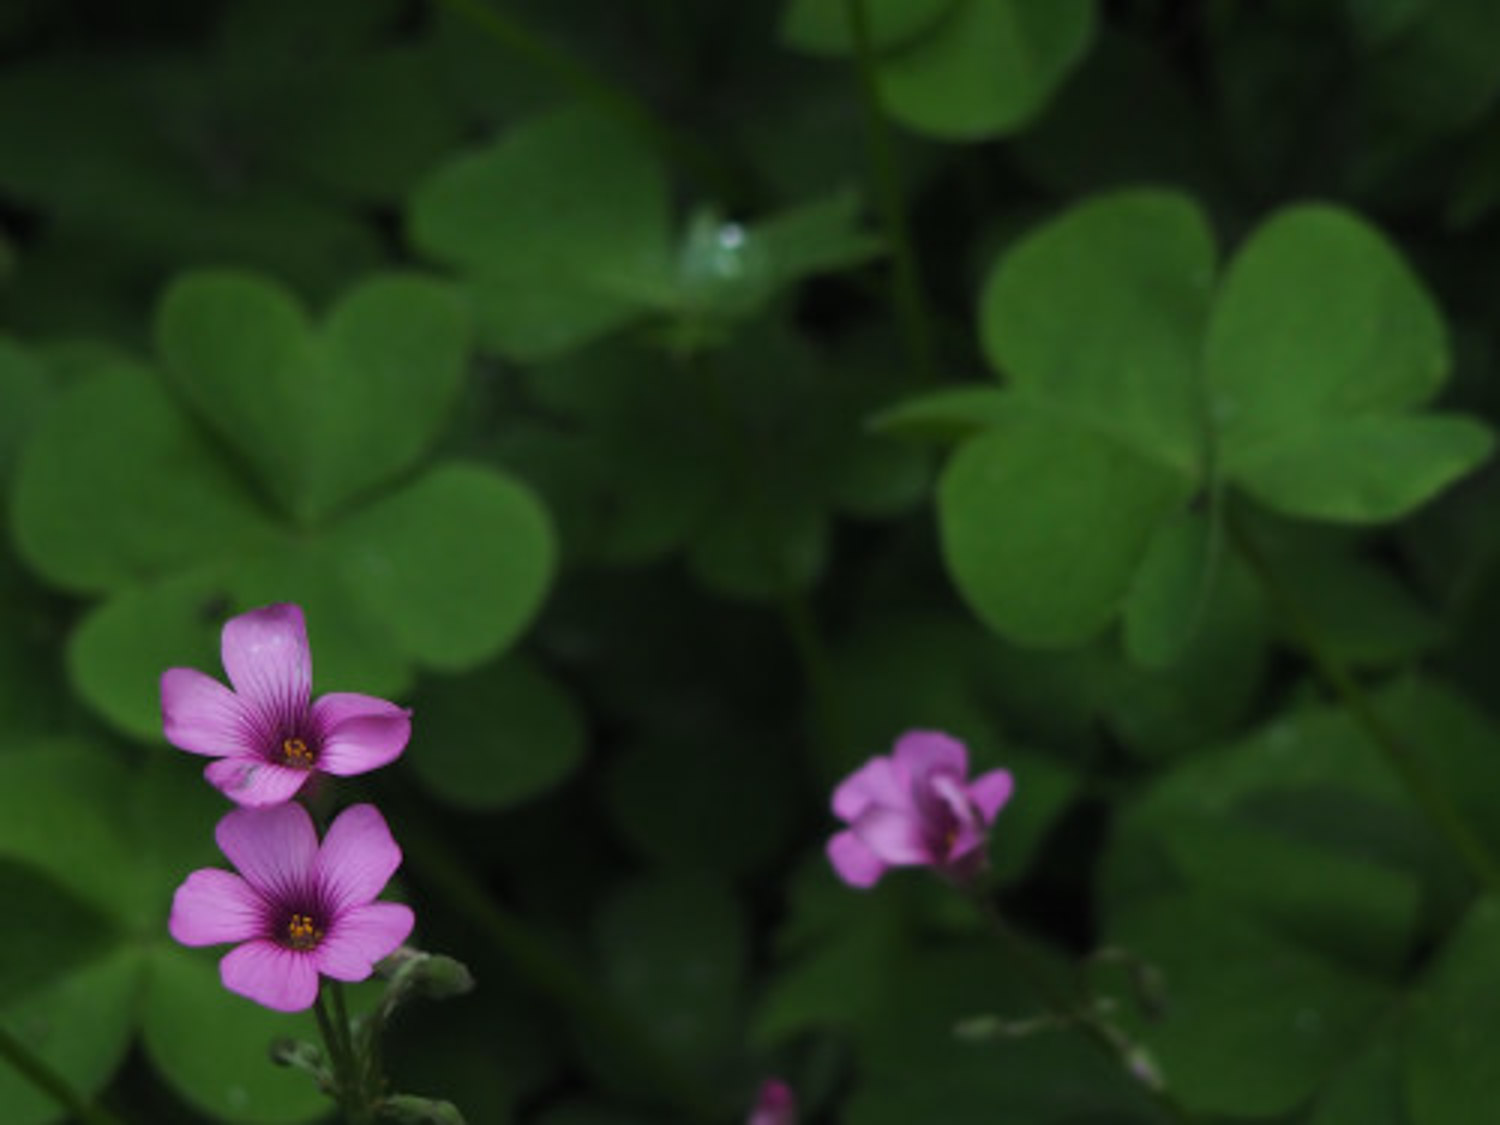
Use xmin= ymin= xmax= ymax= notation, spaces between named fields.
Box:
xmin=876 ymin=0 xmax=1097 ymax=140
xmin=157 ymin=270 xmax=469 ymax=525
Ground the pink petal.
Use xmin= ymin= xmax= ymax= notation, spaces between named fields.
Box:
xmin=205 ymin=757 xmax=311 ymax=808
xmin=748 ymin=1078 xmax=797 ymax=1125
xmin=215 ymin=803 xmax=318 ymax=899
xmin=892 ymin=730 xmax=968 ymax=780
xmin=314 ymin=902 xmax=414 ymax=982
xmin=831 ymin=755 xmax=908 ymax=821
xmin=968 ymin=769 xmax=1014 ymax=824
xmin=313 ymin=693 xmax=411 ymax=776
xmin=160 ymin=668 xmax=247 ymax=758
xmin=169 ymin=869 xmax=266 ymax=946
xmin=220 ymin=604 xmax=312 ymax=714
xmin=851 ymin=805 xmax=931 ymax=865
xmin=316 ymin=804 xmax=403 ymax=913
xmin=827 ymin=829 xmax=887 ymax=889
xmin=220 ymin=939 xmax=320 ymax=1012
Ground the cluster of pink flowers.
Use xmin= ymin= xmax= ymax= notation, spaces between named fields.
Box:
xmin=165 ymin=604 xmax=414 ymax=1012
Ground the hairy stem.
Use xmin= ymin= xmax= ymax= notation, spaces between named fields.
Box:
xmin=845 ymin=0 xmax=938 ymax=385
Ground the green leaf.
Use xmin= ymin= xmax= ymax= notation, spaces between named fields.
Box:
xmin=408 ymin=105 xmax=672 ymax=362
xmin=407 ymin=655 xmax=585 ymax=811
xmin=1309 ymin=1024 xmax=1407 ymax=1125
xmin=332 ymin=463 xmax=556 ymax=670
xmin=938 ymin=399 xmax=1190 ymax=647
xmin=0 ymin=947 xmax=145 ymax=1125
xmin=978 ymin=188 xmax=1214 ymax=474
xmin=67 ymin=569 xmax=226 ymax=742
xmin=140 ymin=945 xmax=332 ymax=1124
xmin=157 ymin=270 xmax=470 ymax=524
xmin=1404 ymin=896 xmax=1500 ymax=1125
xmin=0 ymin=336 xmax=51 ymax=490
xmin=11 ymin=361 xmax=274 ymax=594
xmin=780 ymin=0 xmax=958 ymax=56
xmin=876 ymin=0 xmax=1096 ymax=140
xmin=1097 ymin=897 xmax=1391 ymax=1118
xmin=1123 ymin=510 xmax=1221 ymax=667
xmin=594 ymin=874 xmax=746 ymax=1073
xmin=1207 ymin=205 xmax=1449 ymax=465
xmin=1367 ymin=0 xmax=1500 ymax=130
xmin=1228 ymin=413 xmax=1493 ymax=524
xmin=687 ymin=491 xmax=826 ymax=601
xmin=869 ymin=386 xmax=1015 ymax=444
xmin=0 ymin=862 xmax=122 ymax=1009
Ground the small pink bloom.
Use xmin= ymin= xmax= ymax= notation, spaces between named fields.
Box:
xmin=161 ymin=603 xmax=410 ymax=806
xmin=826 ymin=730 xmax=1013 ymax=889
xmin=170 ymin=802 xmax=414 ymax=1012
xmin=747 ymin=1078 xmax=796 ymax=1125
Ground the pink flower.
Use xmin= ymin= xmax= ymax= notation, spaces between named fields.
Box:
xmin=170 ymin=802 xmax=414 ymax=1012
xmin=747 ymin=1078 xmax=796 ymax=1125
xmin=161 ymin=603 xmax=410 ymax=806
xmin=826 ymin=730 xmax=1013 ymax=889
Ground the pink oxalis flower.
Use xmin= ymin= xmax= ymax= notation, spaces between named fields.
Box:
xmin=827 ymin=730 xmax=1013 ymax=889
xmin=170 ymin=801 xmax=414 ymax=1012
xmin=161 ymin=603 xmax=411 ymax=806
xmin=747 ymin=1078 xmax=797 ymax=1125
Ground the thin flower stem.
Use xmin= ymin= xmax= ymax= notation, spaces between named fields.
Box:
xmin=313 ymin=989 xmax=359 ymax=1120
xmin=969 ymin=894 xmax=1196 ymax=1125
xmin=387 ymin=796 xmax=721 ymax=1123
xmin=1228 ymin=510 xmax=1500 ymax=895
xmin=0 ymin=1026 xmax=131 ymax=1125
xmin=425 ymin=0 xmax=738 ymax=201
xmin=845 ymin=0 xmax=938 ymax=385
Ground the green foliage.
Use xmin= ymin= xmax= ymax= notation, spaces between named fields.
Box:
xmin=4 ymin=2 xmax=1500 ymax=1123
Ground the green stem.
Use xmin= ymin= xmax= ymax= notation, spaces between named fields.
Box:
xmin=1229 ymin=512 xmax=1500 ymax=894
xmin=314 ymin=989 xmax=361 ymax=1121
xmin=426 ymin=0 xmax=736 ymax=200
xmin=0 ymin=1026 xmax=130 ymax=1125
xmin=389 ymin=800 xmax=720 ymax=1123
xmin=970 ymin=895 xmax=1196 ymax=1125
xmin=845 ymin=0 xmax=938 ymax=385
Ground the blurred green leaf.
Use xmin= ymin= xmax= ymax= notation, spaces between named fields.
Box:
xmin=876 ymin=0 xmax=1096 ymax=140
xmin=0 ymin=337 xmax=51 ymax=491
xmin=939 ymin=399 xmax=1190 ymax=646
xmin=1207 ymin=205 xmax=1488 ymax=522
xmin=780 ymin=0 xmax=958 ymax=56
xmin=1403 ymin=895 xmax=1500 ymax=1125
xmin=332 ymin=462 xmax=556 ymax=670
xmin=12 ymin=360 xmax=275 ymax=594
xmin=0 ymin=947 xmax=145 ymax=1125
xmin=409 ymin=105 xmax=672 ymax=362
xmin=407 ymin=655 xmax=586 ymax=811
xmin=139 ymin=945 xmax=332 ymax=1124
xmin=157 ymin=270 xmax=470 ymax=524
xmin=594 ymin=874 xmax=746 ymax=1074
xmin=1123 ymin=510 xmax=1222 ymax=668
xmin=0 ymin=862 xmax=121 ymax=1009
xmin=1366 ymin=0 xmax=1500 ymax=131
xmin=1097 ymin=897 xmax=1392 ymax=1118
xmin=1308 ymin=1021 xmax=1407 ymax=1125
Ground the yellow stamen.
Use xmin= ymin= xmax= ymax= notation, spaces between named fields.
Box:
xmin=281 ymin=737 xmax=315 ymax=768
xmin=286 ymin=912 xmax=323 ymax=950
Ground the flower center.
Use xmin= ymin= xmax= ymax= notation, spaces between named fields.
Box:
xmin=284 ymin=912 xmax=324 ymax=951
xmin=280 ymin=737 xmax=316 ymax=769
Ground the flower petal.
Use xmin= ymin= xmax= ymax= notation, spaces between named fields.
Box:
xmin=968 ymin=769 xmax=1014 ymax=824
xmin=169 ymin=869 xmax=265 ymax=946
xmin=205 ymin=757 xmax=311 ymax=808
xmin=892 ymin=730 xmax=968 ymax=780
xmin=220 ymin=939 xmax=320 ymax=1012
xmin=215 ymin=802 xmax=318 ymax=900
xmin=827 ymin=829 xmax=887 ymax=889
xmin=313 ymin=693 xmax=411 ymax=776
xmin=316 ymin=803 xmax=403 ymax=913
xmin=852 ymin=805 xmax=931 ymax=865
xmin=220 ymin=603 xmax=312 ymax=714
xmin=748 ymin=1078 xmax=797 ymax=1125
xmin=314 ymin=902 xmax=414 ymax=982
xmin=831 ymin=755 xmax=908 ymax=821
xmin=160 ymin=668 xmax=248 ymax=758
